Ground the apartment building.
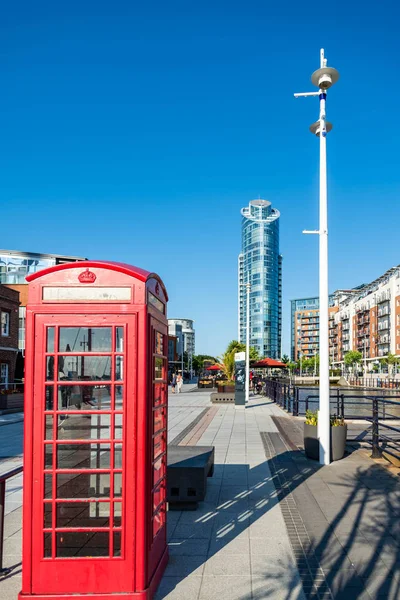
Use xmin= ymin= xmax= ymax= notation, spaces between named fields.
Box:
xmin=291 ymin=296 xmax=335 ymax=361
xmin=291 ymin=265 xmax=400 ymax=369
xmin=238 ymin=199 xmax=282 ymax=358
xmin=332 ymin=266 xmax=400 ymax=369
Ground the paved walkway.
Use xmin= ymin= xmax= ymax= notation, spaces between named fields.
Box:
xmin=1 ymin=388 xmax=400 ymax=599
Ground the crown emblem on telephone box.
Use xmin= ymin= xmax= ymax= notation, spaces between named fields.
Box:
xmin=78 ymin=269 xmax=97 ymax=284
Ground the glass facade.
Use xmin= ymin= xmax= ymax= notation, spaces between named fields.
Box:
xmin=238 ymin=200 xmax=282 ymax=358
xmin=0 ymin=251 xmax=86 ymax=285
xmin=0 ymin=250 xmax=86 ymax=351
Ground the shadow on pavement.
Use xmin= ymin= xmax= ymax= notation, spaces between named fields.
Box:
xmin=157 ymin=443 xmax=400 ymax=600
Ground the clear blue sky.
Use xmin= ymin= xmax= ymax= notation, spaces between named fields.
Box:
xmin=1 ymin=1 xmax=399 ymax=357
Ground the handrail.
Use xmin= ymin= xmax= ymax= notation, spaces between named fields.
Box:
xmin=0 ymin=465 xmax=23 ymax=576
xmin=263 ymin=378 xmax=400 ymax=461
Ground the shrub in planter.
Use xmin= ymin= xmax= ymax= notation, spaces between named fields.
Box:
xmin=217 ymin=381 xmax=235 ymax=393
xmin=304 ymin=410 xmax=347 ymax=462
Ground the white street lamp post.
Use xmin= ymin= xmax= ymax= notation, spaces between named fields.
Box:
xmin=295 ymin=49 xmax=339 ymax=466
xmin=245 ymin=282 xmax=251 ymax=403
xmin=181 ymin=332 xmax=184 ymax=377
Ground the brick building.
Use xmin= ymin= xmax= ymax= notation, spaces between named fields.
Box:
xmin=0 ymin=285 xmax=20 ymax=386
xmin=291 ymin=265 xmax=400 ymax=371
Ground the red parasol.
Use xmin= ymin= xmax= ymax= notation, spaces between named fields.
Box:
xmin=206 ymin=364 xmax=223 ymax=371
xmin=251 ymin=358 xmax=287 ymax=368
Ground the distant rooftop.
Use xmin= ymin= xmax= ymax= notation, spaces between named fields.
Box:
xmin=0 ymin=249 xmax=87 ymax=261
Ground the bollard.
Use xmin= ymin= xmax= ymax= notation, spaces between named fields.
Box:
xmin=371 ymin=397 xmax=382 ymax=458
xmin=293 ymin=387 xmax=299 ymax=416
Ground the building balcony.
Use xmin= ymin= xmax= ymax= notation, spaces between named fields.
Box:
xmin=378 ymin=322 xmax=390 ymax=331
xmin=356 ymin=329 xmax=370 ymax=337
xmin=376 ymin=291 xmax=391 ymax=304
xmin=357 ymin=316 xmax=370 ymax=325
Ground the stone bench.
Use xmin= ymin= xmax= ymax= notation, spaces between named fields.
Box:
xmin=167 ymin=445 xmax=214 ymax=510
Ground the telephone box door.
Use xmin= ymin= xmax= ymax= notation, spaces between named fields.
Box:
xmin=147 ymin=318 xmax=168 ymax=581
xmin=30 ymin=314 xmax=136 ymax=596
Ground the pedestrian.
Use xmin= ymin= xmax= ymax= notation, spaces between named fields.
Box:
xmin=176 ymin=372 xmax=183 ymax=393
xmin=171 ymin=373 xmax=177 ymax=393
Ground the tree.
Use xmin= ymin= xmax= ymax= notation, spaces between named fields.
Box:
xmin=192 ymin=355 xmax=218 ymax=374
xmin=382 ymin=353 xmax=400 ymax=376
xmin=281 ymin=354 xmax=290 ymax=364
xmin=344 ymin=351 xmax=362 ymax=370
xmin=218 ymin=340 xmax=260 ymax=381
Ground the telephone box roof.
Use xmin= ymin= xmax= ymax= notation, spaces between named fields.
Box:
xmin=25 ymin=260 xmax=168 ymax=300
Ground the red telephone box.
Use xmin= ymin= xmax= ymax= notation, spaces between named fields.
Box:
xmin=19 ymin=261 xmax=169 ymax=600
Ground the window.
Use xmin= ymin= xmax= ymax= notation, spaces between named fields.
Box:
xmin=0 ymin=363 xmax=8 ymax=385
xmin=1 ymin=311 xmax=10 ymax=336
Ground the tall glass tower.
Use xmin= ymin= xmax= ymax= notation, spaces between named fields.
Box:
xmin=238 ymin=199 xmax=282 ymax=358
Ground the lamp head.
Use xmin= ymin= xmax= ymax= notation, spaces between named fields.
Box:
xmin=309 ymin=121 xmax=333 ymax=137
xmin=311 ymin=66 xmax=339 ymax=90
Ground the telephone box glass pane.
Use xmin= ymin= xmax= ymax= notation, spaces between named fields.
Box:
xmin=45 ymin=416 xmax=53 ymax=440
xmin=56 ymin=502 xmax=110 ymax=528
xmin=44 ymin=503 xmax=52 ymax=528
xmin=47 ymin=327 xmax=55 ymax=353
xmin=114 ymin=473 xmax=122 ymax=497
xmin=44 ymin=444 xmax=53 ymax=469
xmin=58 ymin=328 xmax=112 ymax=352
xmin=113 ymin=531 xmax=121 ymax=557
xmin=56 ymin=531 xmax=109 ymax=558
xmin=153 ymin=510 xmax=165 ymax=538
xmin=58 ymin=356 xmax=112 ymax=380
xmin=153 ymin=457 xmax=165 ymax=487
xmin=57 ymin=414 xmax=112 ymax=440
xmin=56 ymin=473 xmax=111 ymax=499
xmin=57 ymin=386 xmax=111 ymax=411
xmin=114 ymin=414 xmax=123 ymax=439
xmin=114 ymin=444 xmax=122 ymax=469
xmin=116 ymin=328 xmax=124 ymax=352
xmin=57 ymin=443 xmax=111 ymax=470
xmin=153 ymin=482 xmax=165 ymax=511
xmin=46 ymin=357 xmax=55 ymax=381
xmin=115 ymin=386 xmax=123 ymax=409
xmin=154 ymin=383 xmax=164 ymax=407
xmin=44 ymin=533 xmax=52 ymax=558
xmin=155 ymin=332 xmax=163 ymax=355
xmin=45 ymin=386 xmax=54 ymax=411
xmin=115 ymin=356 xmax=123 ymax=381
xmin=44 ymin=475 xmax=52 ymax=499
xmin=113 ymin=502 xmax=122 ymax=527
xmin=154 ymin=357 xmax=163 ymax=380
xmin=153 ymin=407 xmax=166 ymax=435
xmin=153 ymin=431 xmax=166 ymax=460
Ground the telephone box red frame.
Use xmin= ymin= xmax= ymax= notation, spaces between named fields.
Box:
xmin=19 ymin=261 xmax=169 ymax=600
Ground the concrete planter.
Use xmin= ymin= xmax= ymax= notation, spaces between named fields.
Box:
xmin=304 ymin=423 xmax=347 ymax=462
xmin=210 ymin=392 xmax=235 ymax=404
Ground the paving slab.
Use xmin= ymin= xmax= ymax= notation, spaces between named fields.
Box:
xmin=5 ymin=388 xmax=400 ymax=599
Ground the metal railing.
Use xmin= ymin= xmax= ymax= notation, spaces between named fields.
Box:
xmin=0 ymin=466 xmax=23 ymax=577
xmin=262 ymin=377 xmax=400 ymax=460
xmin=348 ymin=377 xmax=400 ymax=389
